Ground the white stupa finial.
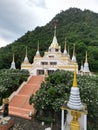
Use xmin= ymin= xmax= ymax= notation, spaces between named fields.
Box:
xmin=49 ymin=26 xmax=59 ymax=52
xmin=83 ymin=51 xmax=90 ymax=73
xmin=24 ymin=46 xmax=29 ymax=63
xmin=67 ymin=64 xmax=83 ymax=110
xmin=72 ymin=44 xmax=76 ymax=62
xmin=63 ymin=38 xmax=67 ymax=55
xmin=10 ymin=53 xmax=16 ymax=69
xmin=36 ymin=41 xmax=40 ymax=56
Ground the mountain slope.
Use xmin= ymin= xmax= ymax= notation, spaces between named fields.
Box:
xmin=0 ymin=8 xmax=98 ymax=72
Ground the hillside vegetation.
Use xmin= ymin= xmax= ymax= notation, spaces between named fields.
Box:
xmin=0 ymin=8 xmax=98 ymax=72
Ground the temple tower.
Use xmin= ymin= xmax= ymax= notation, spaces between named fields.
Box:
xmin=80 ymin=61 xmax=84 ymax=72
xmin=10 ymin=53 xmax=16 ymax=69
xmin=21 ymin=47 xmax=32 ymax=70
xmin=83 ymin=51 xmax=90 ymax=75
xmin=33 ymin=41 xmax=41 ymax=62
xmin=61 ymin=64 xmax=87 ymax=130
xmin=48 ymin=26 xmax=61 ymax=52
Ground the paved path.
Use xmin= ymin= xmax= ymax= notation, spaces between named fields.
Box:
xmin=9 ymin=75 xmax=45 ymax=119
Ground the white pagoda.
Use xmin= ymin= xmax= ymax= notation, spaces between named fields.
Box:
xmin=61 ymin=64 xmax=87 ymax=130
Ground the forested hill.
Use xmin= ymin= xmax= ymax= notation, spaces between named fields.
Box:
xmin=0 ymin=8 xmax=98 ymax=72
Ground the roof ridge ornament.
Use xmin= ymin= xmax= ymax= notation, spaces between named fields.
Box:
xmin=73 ymin=63 xmax=77 ymax=87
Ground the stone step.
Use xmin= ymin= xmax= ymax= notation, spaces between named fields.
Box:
xmin=9 ymin=75 xmax=45 ymax=119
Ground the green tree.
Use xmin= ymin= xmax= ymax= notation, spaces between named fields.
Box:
xmin=0 ymin=69 xmax=29 ymax=105
xmin=30 ymin=70 xmax=98 ymax=129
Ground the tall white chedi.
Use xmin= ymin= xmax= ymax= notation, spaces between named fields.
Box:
xmin=83 ymin=51 xmax=90 ymax=73
xmin=61 ymin=64 xmax=88 ymax=130
xmin=80 ymin=61 xmax=84 ymax=72
xmin=23 ymin=46 xmax=29 ymax=63
xmin=10 ymin=53 xmax=16 ymax=69
xmin=67 ymin=64 xmax=83 ymax=110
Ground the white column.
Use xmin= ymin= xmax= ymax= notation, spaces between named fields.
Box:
xmin=61 ymin=110 xmax=64 ymax=130
xmin=84 ymin=115 xmax=87 ymax=130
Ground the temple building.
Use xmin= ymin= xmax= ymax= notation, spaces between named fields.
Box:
xmin=61 ymin=64 xmax=88 ymax=130
xmin=21 ymin=26 xmax=79 ymax=75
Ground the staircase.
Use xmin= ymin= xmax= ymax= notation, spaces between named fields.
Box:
xmin=9 ymin=75 xmax=45 ymax=119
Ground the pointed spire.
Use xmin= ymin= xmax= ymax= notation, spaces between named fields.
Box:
xmin=73 ymin=64 xmax=77 ymax=87
xmin=85 ymin=51 xmax=88 ymax=63
xmin=68 ymin=46 xmax=70 ymax=58
xmin=72 ymin=44 xmax=76 ymax=62
xmin=64 ymin=38 xmax=67 ymax=50
xmin=24 ymin=46 xmax=29 ymax=63
xmin=49 ymin=25 xmax=59 ymax=51
xmin=37 ymin=40 xmax=39 ymax=51
xmin=67 ymin=63 xmax=83 ymax=110
xmin=63 ymin=38 xmax=67 ymax=55
xmin=83 ymin=51 xmax=90 ymax=73
xmin=80 ymin=61 xmax=84 ymax=72
xmin=52 ymin=25 xmax=58 ymax=44
xmin=73 ymin=44 xmax=75 ymax=56
xmin=54 ymin=25 xmax=56 ymax=37
xmin=12 ymin=53 xmax=15 ymax=62
xmin=26 ymin=46 xmax=27 ymax=57
xmin=10 ymin=53 xmax=16 ymax=69
xmin=36 ymin=41 xmax=40 ymax=56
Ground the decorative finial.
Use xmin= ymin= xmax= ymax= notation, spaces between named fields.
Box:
xmin=81 ymin=60 xmax=83 ymax=65
xmin=54 ymin=25 xmax=56 ymax=36
xmin=12 ymin=53 xmax=14 ymax=62
xmin=37 ymin=40 xmax=39 ymax=51
xmin=73 ymin=63 xmax=77 ymax=87
xmin=85 ymin=51 xmax=88 ymax=63
xmin=26 ymin=46 xmax=27 ymax=57
xmin=73 ymin=44 xmax=75 ymax=56
xmin=64 ymin=38 xmax=67 ymax=50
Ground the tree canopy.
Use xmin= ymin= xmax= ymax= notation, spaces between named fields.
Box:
xmin=29 ymin=70 xmax=98 ymax=129
xmin=0 ymin=69 xmax=29 ymax=105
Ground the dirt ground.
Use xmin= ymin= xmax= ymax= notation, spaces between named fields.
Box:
xmin=8 ymin=115 xmax=61 ymax=130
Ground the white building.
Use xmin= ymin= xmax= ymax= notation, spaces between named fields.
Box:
xmin=21 ymin=26 xmax=78 ymax=75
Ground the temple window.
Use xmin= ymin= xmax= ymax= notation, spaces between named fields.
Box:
xmin=41 ymin=62 xmax=48 ymax=65
xmin=49 ymin=56 xmax=54 ymax=58
xmin=50 ymin=62 xmax=57 ymax=65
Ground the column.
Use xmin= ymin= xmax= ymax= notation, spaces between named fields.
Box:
xmin=61 ymin=109 xmax=64 ymax=130
xmin=84 ymin=115 xmax=87 ymax=130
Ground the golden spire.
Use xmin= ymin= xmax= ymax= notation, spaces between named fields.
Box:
xmin=73 ymin=63 xmax=77 ymax=87
xmin=12 ymin=53 xmax=15 ymax=62
xmin=68 ymin=46 xmax=69 ymax=54
xmin=37 ymin=40 xmax=39 ymax=51
xmin=64 ymin=38 xmax=67 ymax=50
xmin=81 ymin=60 xmax=83 ymax=65
xmin=73 ymin=44 xmax=75 ymax=56
xmin=54 ymin=25 xmax=56 ymax=36
xmin=26 ymin=46 xmax=27 ymax=57
xmin=85 ymin=51 xmax=88 ymax=63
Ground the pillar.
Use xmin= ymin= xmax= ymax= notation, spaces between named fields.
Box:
xmin=61 ymin=109 xmax=64 ymax=130
xmin=84 ymin=115 xmax=87 ymax=130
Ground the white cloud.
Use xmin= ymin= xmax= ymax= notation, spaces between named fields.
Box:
xmin=0 ymin=0 xmax=98 ymax=48
xmin=0 ymin=37 xmax=10 ymax=48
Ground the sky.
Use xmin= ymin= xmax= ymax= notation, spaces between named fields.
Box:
xmin=0 ymin=0 xmax=98 ymax=48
